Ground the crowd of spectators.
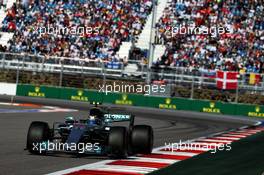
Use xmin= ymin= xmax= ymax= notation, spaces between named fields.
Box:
xmin=0 ymin=0 xmax=7 ymax=10
xmin=155 ymin=0 xmax=264 ymax=73
xmin=1 ymin=0 xmax=152 ymax=63
xmin=0 ymin=45 xmax=7 ymax=52
xmin=1 ymin=0 xmax=264 ymax=73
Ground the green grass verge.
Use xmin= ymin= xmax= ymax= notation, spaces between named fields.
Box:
xmin=149 ymin=131 xmax=264 ymax=175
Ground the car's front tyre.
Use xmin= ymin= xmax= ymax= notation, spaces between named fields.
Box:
xmin=26 ymin=121 xmax=50 ymax=154
xmin=108 ymin=126 xmax=128 ymax=158
xmin=130 ymin=125 xmax=153 ymax=154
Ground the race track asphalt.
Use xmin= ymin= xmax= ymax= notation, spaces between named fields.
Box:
xmin=0 ymin=95 xmax=261 ymax=175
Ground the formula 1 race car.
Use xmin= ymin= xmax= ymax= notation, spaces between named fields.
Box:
xmin=26 ymin=105 xmax=153 ymax=158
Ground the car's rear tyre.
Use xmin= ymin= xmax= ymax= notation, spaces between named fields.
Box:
xmin=130 ymin=125 xmax=153 ymax=154
xmin=27 ymin=121 xmax=50 ymax=154
xmin=108 ymin=126 xmax=128 ymax=158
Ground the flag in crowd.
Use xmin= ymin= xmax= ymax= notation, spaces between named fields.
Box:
xmin=216 ymin=71 xmax=239 ymax=90
xmin=249 ymin=73 xmax=261 ymax=85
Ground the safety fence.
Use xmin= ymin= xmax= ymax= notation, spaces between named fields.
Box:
xmin=16 ymin=84 xmax=264 ymax=118
xmin=1 ymin=52 xmax=264 ymax=91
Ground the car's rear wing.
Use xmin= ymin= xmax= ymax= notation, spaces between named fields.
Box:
xmin=104 ymin=114 xmax=135 ymax=127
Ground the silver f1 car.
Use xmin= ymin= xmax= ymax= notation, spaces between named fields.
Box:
xmin=26 ymin=105 xmax=153 ymax=158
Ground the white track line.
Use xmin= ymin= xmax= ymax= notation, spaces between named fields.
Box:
xmin=0 ymin=102 xmax=77 ymax=113
xmin=197 ymin=139 xmax=233 ymax=143
xmin=211 ymin=136 xmax=240 ymax=140
xmin=47 ymin=160 xmax=113 ymax=175
xmin=0 ymin=102 xmax=22 ymax=106
xmin=221 ymin=134 xmax=247 ymax=138
xmin=127 ymin=157 xmax=179 ymax=164
xmin=227 ymin=132 xmax=253 ymax=136
xmin=153 ymin=151 xmax=198 ymax=157
xmin=84 ymin=165 xmax=157 ymax=174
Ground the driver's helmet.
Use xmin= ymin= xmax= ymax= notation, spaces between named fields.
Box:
xmin=65 ymin=116 xmax=75 ymax=124
xmin=87 ymin=115 xmax=100 ymax=126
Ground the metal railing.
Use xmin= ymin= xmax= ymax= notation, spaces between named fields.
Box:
xmin=0 ymin=52 xmax=264 ymax=96
xmin=0 ymin=52 xmax=125 ymax=84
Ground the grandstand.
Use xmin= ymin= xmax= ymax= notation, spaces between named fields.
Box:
xmin=0 ymin=0 xmax=152 ymax=59
xmin=154 ymin=0 xmax=264 ymax=73
xmin=0 ymin=0 xmax=264 ymax=104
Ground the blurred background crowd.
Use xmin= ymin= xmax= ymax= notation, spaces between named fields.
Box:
xmin=1 ymin=0 xmax=152 ymax=62
xmin=155 ymin=0 xmax=264 ymax=73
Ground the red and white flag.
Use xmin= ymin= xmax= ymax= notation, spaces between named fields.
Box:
xmin=216 ymin=71 xmax=239 ymax=90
